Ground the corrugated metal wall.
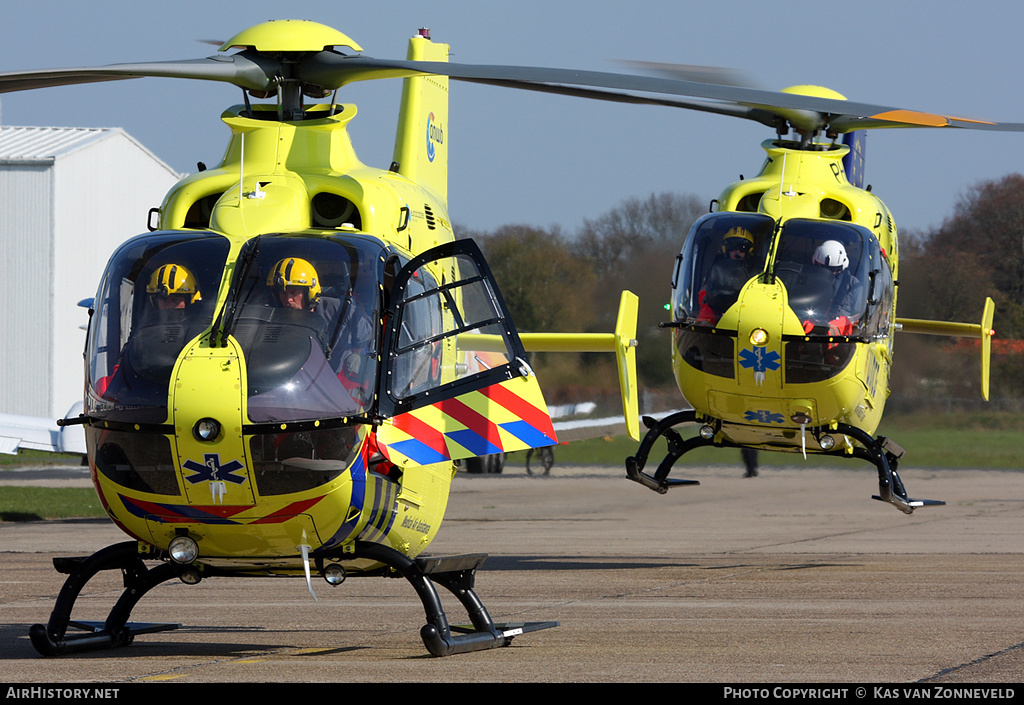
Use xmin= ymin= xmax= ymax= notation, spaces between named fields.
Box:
xmin=0 ymin=164 xmax=54 ymax=416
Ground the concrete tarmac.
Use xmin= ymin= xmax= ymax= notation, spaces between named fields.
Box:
xmin=1 ymin=462 xmax=1022 ymax=683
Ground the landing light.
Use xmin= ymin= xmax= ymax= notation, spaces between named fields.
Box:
xmin=168 ymin=536 xmax=199 ymax=565
xmin=819 ymin=435 xmax=836 ymax=450
xmin=193 ymin=418 xmax=221 ymax=442
xmin=749 ymin=328 xmax=769 ymax=346
xmin=323 ymin=563 xmax=347 ymax=586
xmin=699 ymin=425 xmax=715 ymax=440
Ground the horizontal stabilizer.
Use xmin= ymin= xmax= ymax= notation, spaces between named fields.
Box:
xmin=519 ymin=290 xmax=640 ymax=440
xmin=896 ymin=297 xmax=995 ymax=400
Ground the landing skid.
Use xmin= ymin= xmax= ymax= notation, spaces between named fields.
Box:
xmin=29 ymin=540 xmax=556 ymax=657
xmin=625 ymin=410 xmax=707 ymax=493
xmin=354 ymin=542 xmax=558 ymax=656
xmin=834 ymin=423 xmax=945 ymax=514
xmin=29 ymin=542 xmax=180 ymax=656
xmin=624 ymin=412 xmax=944 ymax=514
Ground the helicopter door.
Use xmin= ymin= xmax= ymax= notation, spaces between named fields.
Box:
xmin=375 ymin=239 xmax=556 ymax=468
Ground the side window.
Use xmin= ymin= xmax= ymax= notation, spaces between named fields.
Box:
xmin=863 ymin=254 xmax=895 ymax=339
xmin=391 ymin=265 xmax=446 ymax=398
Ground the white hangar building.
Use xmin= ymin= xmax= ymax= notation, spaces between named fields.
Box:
xmin=0 ymin=125 xmax=180 ymax=423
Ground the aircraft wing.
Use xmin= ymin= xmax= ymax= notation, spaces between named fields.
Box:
xmin=0 ymin=404 xmax=86 ymax=456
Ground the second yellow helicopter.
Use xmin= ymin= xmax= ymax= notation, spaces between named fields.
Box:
xmin=623 ymin=83 xmax=1003 ymax=513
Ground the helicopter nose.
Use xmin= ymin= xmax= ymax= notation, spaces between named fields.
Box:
xmin=170 ymin=342 xmax=254 ymax=507
xmin=734 ymin=281 xmax=786 ymax=391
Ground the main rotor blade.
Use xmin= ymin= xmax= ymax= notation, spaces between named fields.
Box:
xmin=448 ymin=75 xmax=783 ymax=128
xmin=0 ymin=54 xmax=276 ymax=94
xmin=2 ymin=47 xmax=1021 ymax=134
xmin=314 ymin=55 xmax=1024 ymax=133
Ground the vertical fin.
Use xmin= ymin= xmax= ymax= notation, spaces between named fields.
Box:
xmin=842 ymin=130 xmax=867 ymax=189
xmin=980 ymin=296 xmax=995 ymax=401
xmin=614 ymin=290 xmax=640 ymax=441
xmin=393 ymin=31 xmax=450 ymax=206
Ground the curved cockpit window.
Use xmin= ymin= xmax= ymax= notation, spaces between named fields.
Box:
xmin=774 ymin=219 xmax=885 ymax=384
xmin=222 ymin=234 xmax=383 ymax=423
xmin=669 ymin=213 xmax=774 ymax=379
xmin=772 ymin=219 xmax=876 ymax=337
xmin=672 ymin=212 xmax=775 ymax=326
xmin=86 ymin=231 xmax=231 ymax=422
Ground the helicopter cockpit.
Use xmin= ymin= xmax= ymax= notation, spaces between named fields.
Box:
xmin=773 ymin=219 xmax=873 ymax=337
xmin=773 ymin=218 xmax=893 ymax=383
xmin=221 ymin=234 xmax=382 ymax=424
xmin=85 ymin=231 xmax=231 ymax=423
xmin=84 ymin=230 xmax=386 ymax=424
xmin=670 ymin=212 xmax=775 ymax=379
xmin=671 ymin=212 xmax=894 ymax=383
xmin=672 ymin=212 xmax=775 ymax=327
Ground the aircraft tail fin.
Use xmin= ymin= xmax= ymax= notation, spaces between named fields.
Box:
xmin=842 ymin=130 xmax=867 ymax=189
xmin=896 ymin=296 xmax=995 ymax=400
xmin=392 ymin=31 xmax=449 ymax=206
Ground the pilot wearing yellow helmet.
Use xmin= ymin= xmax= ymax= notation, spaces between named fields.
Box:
xmin=268 ymin=257 xmax=322 ymax=310
xmin=697 ymin=227 xmax=758 ymax=324
xmin=720 ymin=226 xmax=755 ymax=260
xmin=147 ymin=263 xmax=201 ymax=310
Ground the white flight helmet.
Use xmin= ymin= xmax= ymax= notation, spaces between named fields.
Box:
xmin=812 ymin=240 xmax=849 ymax=271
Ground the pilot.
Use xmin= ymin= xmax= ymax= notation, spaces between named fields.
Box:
xmin=94 ymin=263 xmax=202 ymax=398
xmin=147 ymin=263 xmax=201 ymax=310
xmin=268 ymin=257 xmax=372 ymax=381
xmin=269 ymin=257 xmax=322 ymax=311
xmin=697 ymin=227 xmax=758 ymax=324
xmin=808 ymin=240 xmax=863 ymax=335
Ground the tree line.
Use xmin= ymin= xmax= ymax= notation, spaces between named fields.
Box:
xmin=460 ymin=176 xmax=1024 ymax=410
xmin=894 ymin=173 xmax=1024 ymax=406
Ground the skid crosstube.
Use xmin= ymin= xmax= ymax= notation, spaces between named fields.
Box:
xmin=28 ymin=539 xmax=557 ymax=657
xmin=625 ymin=412 xmax=944 ymax=514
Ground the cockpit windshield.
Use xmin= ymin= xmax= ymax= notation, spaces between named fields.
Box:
xmin=772 ymin=219 xmax=875 ymax=338
xmin=672 ymin=212 xmax=775 ymax=326
xmin=85 ymin=231 xmax=384 ymax=426
xmin=86 ymin=231 xmax=230 ymax=422
xmin=224 ymin=234 xmax=383 ymax=424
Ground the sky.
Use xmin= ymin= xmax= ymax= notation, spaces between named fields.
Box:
xmin=1 ymin=0 xmax=1022 ymax=238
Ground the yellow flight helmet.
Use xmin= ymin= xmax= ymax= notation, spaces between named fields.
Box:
xmin=721 ymin=227 xmax=755 ymax=255
xmin=268 ymin=257 xmax=322 ymax=303
xmin=147 ymin=263 xmax=201 ymax=303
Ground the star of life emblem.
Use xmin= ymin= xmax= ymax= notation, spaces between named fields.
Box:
xmin=182 ymin=454 xmax=246 ymax=503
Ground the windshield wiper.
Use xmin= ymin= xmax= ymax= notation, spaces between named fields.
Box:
xmin=213 ymin=236 xmax=261 ymax=346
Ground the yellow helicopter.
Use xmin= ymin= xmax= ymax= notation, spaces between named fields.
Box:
xmin=613 ymin=77 xmax=1015 ymax=513
xmin=0 ymin=19 xmax=654 ymax=657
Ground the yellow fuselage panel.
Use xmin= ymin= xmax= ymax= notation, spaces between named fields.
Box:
xmin=89 ymin=328 xmax=456 ymax=564
xmin=157 ymin=106 xmax=452 ymax=253
xmin=718 ymin=140 xmax=897 ymax=263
